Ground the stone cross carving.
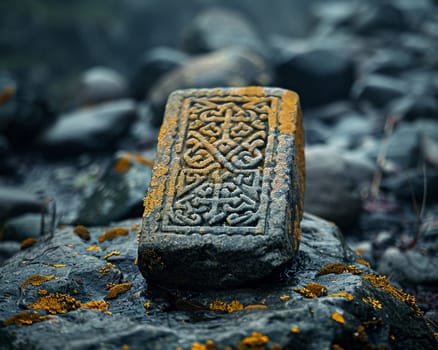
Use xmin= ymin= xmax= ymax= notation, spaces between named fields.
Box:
xmin=138 ymin=87 xmax=304 ymax=289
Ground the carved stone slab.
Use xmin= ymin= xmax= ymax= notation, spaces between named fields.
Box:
xmin=138 ymin=87 xmax=304 ymax=289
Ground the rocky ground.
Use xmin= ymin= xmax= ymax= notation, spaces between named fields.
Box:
xmin=1 ymin=0 xmax=438 ymax=349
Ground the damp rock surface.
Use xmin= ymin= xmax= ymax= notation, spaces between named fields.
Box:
xmin=0 ymin=215 xmax=436 ymax=350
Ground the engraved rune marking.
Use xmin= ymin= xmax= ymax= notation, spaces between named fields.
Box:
xmin=162 ymin=96 xmax=277 ymax=233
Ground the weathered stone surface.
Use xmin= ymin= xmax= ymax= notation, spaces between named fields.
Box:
xmin=0 ymin=215 xmax=436 ymax=350
xmin=76 ymin=152 xmax=153 ymax=226
xmin=139 ymin=87 xmax=304 ymax=289
xmin=148 ymin=48 xmax=272 ymax=126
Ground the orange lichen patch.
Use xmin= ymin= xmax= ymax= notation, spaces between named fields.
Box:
xmin=106 ymin=282 xmax=132 ymax=299
xmin=21 ymin=237 xmax=37 ymax=250
xmin=331 ymin=345 xmax=345 ymax=350
xmin=331 ymin=312 xmax=345 ymax=324
xmin=390 ymin=335 xmax=396 ymax=342
xmin=19 ymin=275 xmax=55 ymax=288
xmin=48 ymin=263 xmax=66 ymax=268
xmin=271 ymin=344 xmax=282 ymax=350
xmin=81 ymin=300 xmax=110 ymax=311
xmin=73 ymin=225 xmax=90 ymax=241
xmin=290 ymin=327 xmax=300 ymax=334
xmin=237 ymin=332 xmax=269 ymax=350
xmin=244 ymin=304 xmax=268 ymax=311
xmin=362 ymin=274 xmax=422 ymax=316
xmin=294 ymin=283 xmax=327 ymax=298
xmin=209 ymin=300 xmax=244 ymax=313
xmin=190 ymin=340 xmax=216 ymax=350
xmin=98 ymin=227 xmax=129 ymax=243
xmin=3 ymin=311 xmax=50 ymax=327
xmin=356 ymin=259 xmax=371 ymax=268
xmin=38 ymin=289 xmax=48 ymax=295
xmin=280 ymin=295 xmax=290 ymax=301
xmin=278 ymin=90 xmax=298 ymax=134
xmin=27 ymin=292 xmax=81 ymax=314
xmin=122 ymin=345 xmax=129 ymax=350
xmin=104 ymin=251 xmax=121 ymax=260
xmin=328 ymin=293 xmax=355 ymax=301
xmin=317 ymin=263 xmax=363 ymax=276
xmin=114 ymin=152 xmax=155 ymax=173
xmin=87 ymin=245 xmax=101 ymax=251
xmin=131 ymin=223 xmax=140 ymax=231
xmin=143 ymin=165 xmax=167 ymax=217
xmin=0 ymin=85 xmax=15 ymax=106
xmin=98 ymin=262 xmax=115 ymax=274
xmin=143 ymin=300 xmax=151 ymax=309
xmin=362 ymin=297 xmax=382 ymax=309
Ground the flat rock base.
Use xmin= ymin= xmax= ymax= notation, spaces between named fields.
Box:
xmin=0 ymin=215 xmax=435 ymax=350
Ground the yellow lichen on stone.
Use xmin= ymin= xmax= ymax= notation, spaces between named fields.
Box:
xmin=362 ymin=297 xmax=382 ymax=309
xmin=106 ymin=282 xmax=132 ymax=299
xmin=290 ymin=327 xmax=299 ymax=334
xmin=362 ymin=274 xmax=422 ymax=316
xmin=81 ymin=300 xmax=110 ymax=311
xmin=328 ymin=293 xmax=355 ymax=301
xmin=143 ymin=300 xmax=151 ymax=309
xmin=19 ymin=275 xmax=55 ymax=288
xmin=104 ymin=251 xmax=121 ymax=260
xmin=237 ymin=332 xmax=269 ymax=350
xmin=317 ymin=263 xmax=362 ymax=276
xmin=38 ymin=289 xmax=48 ymax=295
xmin=331 ymin=344 xmax=345 ymax=350
xmin=331 ymin=312 xmax=345 ymax=324
xmin=3 ymin=311 xmax=50 ymax=327
xmin=87 ymin=245 xmax=101 ymax=251
xmin=98 ymin=227 xmax=129 ymax=243
xmin=190 ymin=340 xmax=216 ymax=350
xmin=73 ymin=225 xmax=90 ymax=240
xmin=21 ymin=237 xmax=37 ymax=250
xmin=48 ymin=263 xmax=66 ymax=268
xmin=244 ymin=304 xmax=268 ymax=310
xmin=121 ymin=345 xmax=129 ymax=350
xmin=294 ymin=283 xmax=327 ymax=298
xmin=143 ymin=165 xmax=168 ymax=217
xmin=114 ymin=153 xmax=155 ymax=174
xmin=280 ymin=295 xmax=290 ymax=301
xmin=356 ymin=259 xmax=371 ymax=268
xmin=353 ymin=325 xmax=368 ymax=342
xmin=209 ymin=300 xmax=244 ymax=313
xmin=27 ymin=292 xmax=81 ymax=314
xmin=98 ymin=262 xmax=115 ymax=274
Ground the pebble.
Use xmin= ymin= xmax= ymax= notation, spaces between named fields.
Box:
xmin=77 ymin=66 xmax=128 ymax=105
xmin=181 ymin=7 xmax=266 ymax=57
xmin=275 ymin=47 xmax=354 ymax=107
xmin=305 ymin=146 xmax=374 ymax=227
xmin=39 ymin=99 xmax=137 ymax=154
xmin=352 ymin=74 xmax=407 ymax=108
xmin=148 ymin=47 xmax=271 ymax=126
xmin=129 ymin=46 xmax=188 ymax=100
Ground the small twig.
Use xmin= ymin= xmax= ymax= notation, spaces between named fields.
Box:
xmin=370 ymin=114 xmax=397 ymax=199
xmin=399 ymin=164 xmax=427 ymax=251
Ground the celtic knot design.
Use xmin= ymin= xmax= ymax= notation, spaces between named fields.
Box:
xmin=162 ymin=96 xmax=277 ymax=232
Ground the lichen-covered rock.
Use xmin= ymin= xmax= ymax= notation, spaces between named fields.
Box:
xmin=76 ymin=152 xmax=153 ymax=225
xmin=0 ymin=215 xmax=436 ymax=350
xmin=139 ymin=87 xmax=304 ymax=289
